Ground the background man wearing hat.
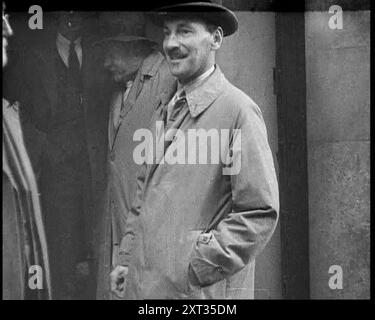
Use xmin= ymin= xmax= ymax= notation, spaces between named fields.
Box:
xmin=94 ymin=12 xmax=175 ymax=299
xmin=110 ymin=1 xmax=279 ymax=299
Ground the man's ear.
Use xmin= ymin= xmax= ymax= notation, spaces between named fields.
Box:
xmin=211 ymin=26 xmax=223 ymax=51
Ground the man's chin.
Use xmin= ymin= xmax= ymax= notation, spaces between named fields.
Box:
xmin=169 ymin=65 xmax=186 ymax=79
xmin=170 ymin=70 xmax=194 ymax=84
xmin=168 ymin=58 xmax=184 ymax=70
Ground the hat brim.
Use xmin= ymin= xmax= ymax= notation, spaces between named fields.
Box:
xmin=93 ymin=35 xmax=158 ymax=46
xmin=149 ymin=2 xmax=238 ymax=37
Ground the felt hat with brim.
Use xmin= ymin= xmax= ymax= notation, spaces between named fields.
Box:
xmin=150 ymin=0 xmax=238 ymax=37
xmin=93 ymin=34 xmax=158 ymax=47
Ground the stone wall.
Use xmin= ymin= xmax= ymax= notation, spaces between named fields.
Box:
xmin=305 ymin=10 xmax=370 ymax=299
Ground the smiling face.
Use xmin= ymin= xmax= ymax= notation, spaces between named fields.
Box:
xmin=163 ymin=17 xmax=222 ymax=85
xmin=103 ymin=42 xmax=146 ymax=84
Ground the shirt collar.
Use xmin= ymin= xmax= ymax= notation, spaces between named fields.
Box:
xmin=178 ymin=65 xmax=227 ymax=118
xmin=56 ymin=32 xmax=81 ymax=47
xmin=177 ymin=65 xmax=215 ymax=94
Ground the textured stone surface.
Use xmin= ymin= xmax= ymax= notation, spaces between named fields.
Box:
xmin=218 ymin=12 xmax=278 ymax=158
xmin=308 ymin=142 xmax=370 ymax=299
xmin=306 ymin=10 xmax=370 ymax=299
xmin=306 ymin=11 xmax=370 ymax=49
xmin=218 ymin=12 xmax=281 ymax=299
xmin=305 ymin=11 xmax=370 ymax=143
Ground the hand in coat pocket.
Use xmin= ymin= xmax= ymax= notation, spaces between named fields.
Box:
xmin=110 ymin=265 xmax=129 ymax=298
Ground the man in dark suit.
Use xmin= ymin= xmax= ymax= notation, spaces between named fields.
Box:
xmin=14 ymin=11 xmax=112 ymax=299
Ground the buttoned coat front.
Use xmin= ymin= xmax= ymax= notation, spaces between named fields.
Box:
xmin=117 ymin=66 xmax=279 ymax=299
xmin=96 ymin=51 xmax=175 ymax=299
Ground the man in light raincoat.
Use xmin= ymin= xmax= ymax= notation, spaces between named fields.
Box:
xmin=110 ymin=0 xmax=279 ymax=299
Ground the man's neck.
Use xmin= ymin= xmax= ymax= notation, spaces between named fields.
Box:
xmin=177 ymin=64 xmax=215 ymax=93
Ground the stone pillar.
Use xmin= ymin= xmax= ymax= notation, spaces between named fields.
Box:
xmin=305 ymin=9 xmax=370 ymax=298
xmin=218 ymin=11 xmax=282 ymax=299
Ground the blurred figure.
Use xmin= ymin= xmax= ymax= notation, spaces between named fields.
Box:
xmin=2 ymin=2 xmax=51 ymax=300
xmin=2 ymin=3 xmax=11 ymax=66
xmin=93 ymin=12 xmax=174 ymax=299
xmin=12 ymin=11 xmax=111 ymax=299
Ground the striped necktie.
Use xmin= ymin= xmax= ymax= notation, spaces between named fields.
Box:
xmin=165 ymin=90 xmax=186 ymax=127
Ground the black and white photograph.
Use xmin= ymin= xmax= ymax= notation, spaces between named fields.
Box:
xmin=2 ymin=0 xmax=370 ymax=305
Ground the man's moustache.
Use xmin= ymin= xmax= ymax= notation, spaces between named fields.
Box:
xmin=166 ymin=49 xmax=186 ymax=59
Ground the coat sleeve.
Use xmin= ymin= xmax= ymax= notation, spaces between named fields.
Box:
xmin=115 ymin=147 xmax=148 ymax=266
xmin=188 ymin=101 xmax=279 ymax=287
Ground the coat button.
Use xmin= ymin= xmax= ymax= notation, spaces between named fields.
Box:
xmin=199 ymin=233 xmax=212 ymax=244
xmin=217 ymin=266 xmax=225 ymax=274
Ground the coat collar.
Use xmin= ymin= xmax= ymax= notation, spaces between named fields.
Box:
xmin=111 ymin=50 xmax=167 ymax=150
xmin=139 ymin=50 xmax=165 ymax=80
xmin=120 ymin=50 xmax=165 ymax=118
xmin=161 ymin=65 xmax=228 ymax=118
xmin=186 ymin=65 xmax=227 ymax=118
xmin=56 ymin=33 xmax=82 ymax=47
xmin=160 ymin=79 xmax=178 ymax=107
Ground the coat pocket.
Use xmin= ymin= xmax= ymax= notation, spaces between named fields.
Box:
xmin=154 ymin=229 xmax=203 ymax=296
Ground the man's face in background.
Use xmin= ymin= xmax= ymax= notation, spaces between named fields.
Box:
xmin=2 ymin=3 xmax=13 ymax=67
xmin=57 ymin=11 xmax=82 ymax=41
xmin=103 ymin=42 xmax=146 ymax=84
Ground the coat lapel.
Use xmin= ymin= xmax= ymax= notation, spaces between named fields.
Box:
xmin=108 ymin=92 xmax=122 ymax=151
xmin=150 ymin=81 xmax=178 ymax=172
xmin=107 ymin=96 xmax=115 ymax=151
xmin=109 ymin=86 xmax=136 ymax=151
xmin=110 ymin=65 xmax=144 ymax=150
